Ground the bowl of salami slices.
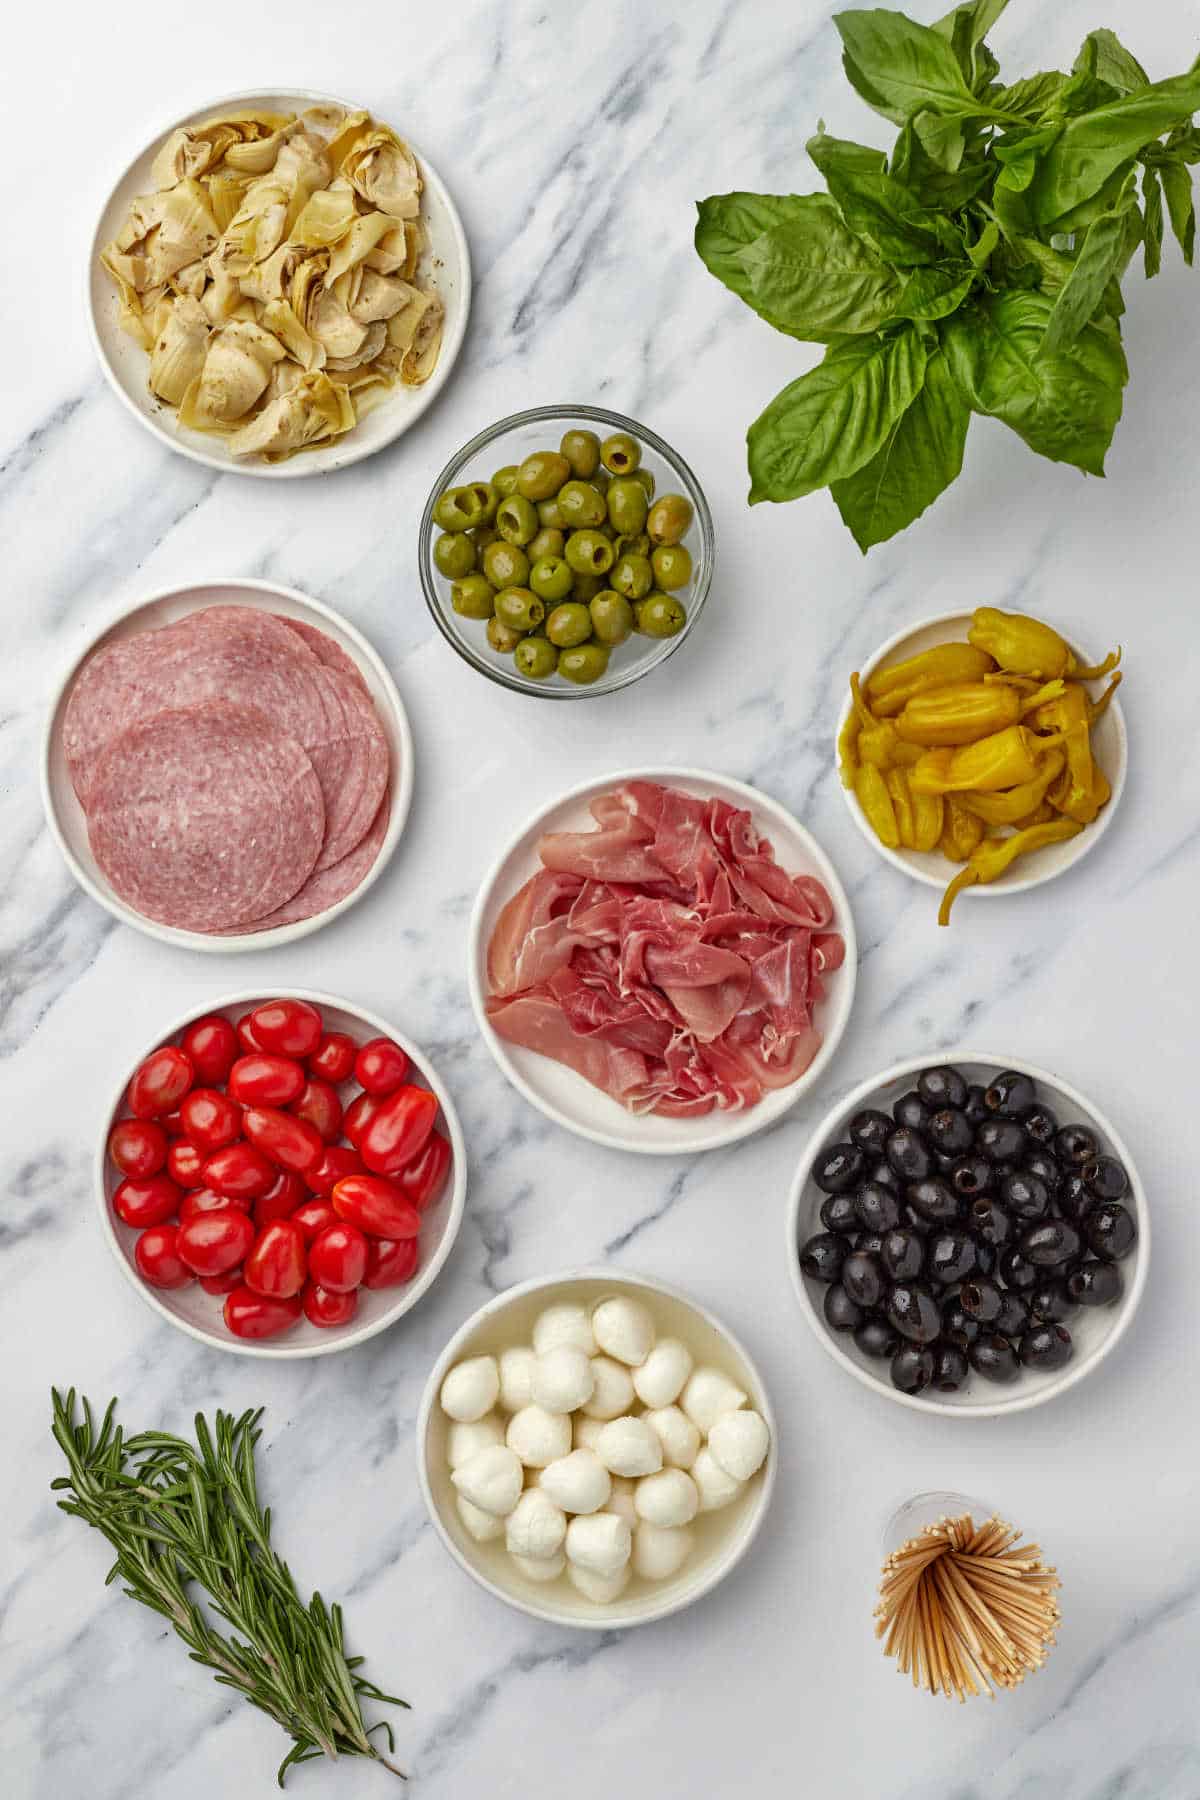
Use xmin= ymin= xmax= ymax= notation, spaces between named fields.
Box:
xmin=42 ymin=579 xmax=412 ymax=949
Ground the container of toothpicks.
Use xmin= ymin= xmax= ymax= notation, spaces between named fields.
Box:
xmin=875 ymin=1492 xmax=1061 ymax=1701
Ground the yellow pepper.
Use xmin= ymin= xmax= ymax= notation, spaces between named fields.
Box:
xmin=886 ymin=768 xmax=915 ymax=846
xmin=846 ymin=674 xmax=923 ymax=774
xmin=1048 ymin=756 xmax=1111 ymax=826
xmin=960 ymin=749 xmax=1066 ymax=825
xmin=894 ymin=681 xmax=1021 ymax=747
xmin=1031 ymin=685 xmax=1093 ymax=818
xmin=910 ymin=789 xmax=944 ymax=852
xmin=1009 ymin=801 xmax=1058 ymax=828
xmin=939 ymin=795 xmax=986 ymax=863
xmin=909 ymin=725 xmax=1055 ymax=796
xmin=837 ymin=699 xmax=860 ymax=789
xmin=969 ymin=607 xmax=1120 ymax=682
xmin=938 ymin=819 xmax=1084 ymax=925
xmin=855 ymin=763 xmax=899 ymax=848
xmin=866 ymin=643 xmax=994 ymax=716
xmin=1087 ymin=671 xmax=1122 ymax=726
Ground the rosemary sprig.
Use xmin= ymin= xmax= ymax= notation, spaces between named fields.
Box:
xmin=50 ymin=1389 xmax=408 ymax=1787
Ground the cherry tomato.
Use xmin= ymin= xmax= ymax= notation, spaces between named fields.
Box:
xmin=109 ymin=1117 xmax=168 ymax=1179
xmin=180 ymin=1186 xmax=250 ymax=1223
xmin=228 ymin=1053 xmax=306 ymax=1107
xmin=203 ymin=1141 xmax=276 ymax=1201
xmin=353 ymin=1036 xmax=410 ymax=1097
xmin=302 ymin=1281 xmax=359 ymax=1328
xmin=245 ymin=1219 xmax=307 ymax=1299
xmin=224 ymin=1285 xmax=302 ymax=1339
xmin=113 ymin=1173 xmax=182 ymax=1229
xmin=167 ymin=1139 xmax=206 ymax=1188
xmin=363 ymin=1235 xmax=420 ymax=1289
xmin=161 ymin=1108 xmax=185 ymax=1135
xmin=253 ymin=1170 xmax=308 ymax=1230
xmin=128 ymin=1046 xmax=194 ymax=1119
xmin=359 ymin=1085 xmax=439 ymax=1177
xmin=309 ymin=1031 xmax=357 ymax=1084
xmin=236 ymin=1012 xmax=266 ymax=1054
xmin=308 ymin=1222 xmax=368 ymax=1293
xmin=200 ymin=1265 xmax=244 ymax=1295
xmin=180 ymin=1087 xmax=242 ymax=1152
xmin=177 ymin=1208 xmax=255 ymax=1278
xmin=306 ymin=1144 xmax=365 ymax=1197
xmin=134 ymin=1223 xmax=193 ymax=1289
xmin=292 ymin=1198 xmax=338 ymax=1244
xmin=343 ymin=1090 xmax=383 ymax=1149
xmin=394 ymin=1131 xmax=451 ymax=1212
xmin=331 ymin=1174 xmax=421 ymax=1240
xmin=292 ymin=1077 xmax=342 ymax=1143
xmin=242 ymin=1106 xmax=324 ymax=1176
xmin=181 ymin=1014 xmax=238 ymax=1084
xmin=248 ymin=999 xmax=323 ymax=1059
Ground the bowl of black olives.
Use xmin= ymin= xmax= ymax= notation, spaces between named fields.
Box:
xmin=787 ymin=1055 xmax=1147 ymax=1415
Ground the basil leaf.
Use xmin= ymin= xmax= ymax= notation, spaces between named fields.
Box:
xmin=747 ymin=328 xmax=929 ymax=503
xmin=1160 ymin=158 xmax=1196 ymax=263
xmin=914 ymin=110 xmax=967 ymax=172
xmin=943 ymin=289 xmax=1127 ymax=475
xmin=891 ymin=264 xmax=976 ymax=322
xmin=729 ymin=201 xmax=904 ymax=340
xmin=695 ymin=192 xmax=820 ymax=304
xmin=808 ymin=132 xmax=955 ymax=263
xmin=890 ymin=121 xmax=994 ymax=208
xmin=933 ymin=0 xmax=1009 ymax=89
xmin=830 ymin=348 xmax=971 ymax=549
xmin=1042 ymin=194 xmax=1139 ymax=354
xmin=1141 ymin=165 xmax=1164 ymax=277
xmin=1030 ymin=73 xmax=1200 ymax=224
xmin=992 ymin=72 xmax=1070 ymax=121
xmin=1073 ymin=29 xmax=1150 ymax=96
xmin=1011 ymin=237 xmax=1075 ymax=292
xmin=834 ymin=9 xmax=980 ymax=123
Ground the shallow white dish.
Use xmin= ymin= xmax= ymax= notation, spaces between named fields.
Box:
xmin=836 ymin=611 xmax=1127 ymax=900
xmin=417 ymin=1270 xmax=777 ymax=1629
xmin=42 ymin=577 xmax=414 ymax=952
xmin=787 ymin=1052 xmax=1148 ymax=1417
xmin=97 ymin=989 xmax=466 ymax=1357
xmin=468 ymin=767 xmax=857 ymax=1154
xmin=87 ymin=88 xmax=471 ymax=477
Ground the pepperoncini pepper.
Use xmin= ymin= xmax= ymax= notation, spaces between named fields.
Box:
xmin=938 ymin=819 xmax=1084 ymax=925
xmin=960 ymin=749 xmax=1066 ymax=826
xmin=855 ymin=762 xmax=899 ymax=848
xmin=939 ymin=795 xmax=985 ymax=862
xmin=893 ymin=681 xmax=1021 ymax=747
xmin=909 ymin=725 xmax=1055 ymax=797
xmin=1048 ymin=755 xmax=1111 ymax=826
xmin=969 ymin=607 xmax=1120 ymax=682
xmin=1030 ymin=685 xmax=1094 ymax=819
xmin=866 ymin=643 xmax=994 ymax=716
xmin=845 ymin=674 xmax=923 ymax=775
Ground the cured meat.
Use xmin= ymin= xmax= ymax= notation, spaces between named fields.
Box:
xmin=229 ymin=787 xmax=391 ymax=932
xmin=87 ymin=701 xmax=325 ymax=933
xmin=276 ymin=615 xmax=372 ymax=698
xmin=486 ymin=782 xmax=843 ymax=1118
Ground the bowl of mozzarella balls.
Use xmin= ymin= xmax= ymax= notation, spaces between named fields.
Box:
xmin=417 ymin=1270 xmax=776 ymax=1627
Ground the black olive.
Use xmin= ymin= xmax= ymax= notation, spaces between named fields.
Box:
xmin=969 ymin=1333 xmax=1019 ymax=1382
xmin=856 ymin=1233 xmax=885 ymax=1258
xmin=917 ymin=1065 xmax=969 ymax=1110
xmin=813 ymin=1142 xmax=867 ymax=1194
xmin=972 ymin=1237 xmax=997 ymax=1278
xmin=1085 ymin=1201 xmax=1136 ymax=1261
xmin=881 ymin=1228 xmax=925 ymax=1283
xmin=932 ymin=1342 xmax=969 ymax=1392
xmin=906 ymin=1177 xmax=961 ymax=1227
xmin=902 ymin=1204 xmax=933 ymax=1236
xmin=1023 ymin=1148 xmax=1062 ymax=1194
xmin=1019 ymin=1219 xmax=1083 ymax=1267
xmin=1020 ymin=1103 xmax=1060 ymax=1146
xmin=885 ymin=1127 xmax=934 ymax=1183
xmin=848 ymin=1108 xmax=894 ymax=1155
xmin=963 ymin=1083 xmax=989 ymax=1125
xmin=841 ymin=1250 xmax=886 ymax=1309
xmin=960 ymin=1277 xmax=1004 ymax=1323
xmin=1018 ymin=1323 xmax=1073 ymax=1371
xmin=927 ymin=1229 xmax=978 ymax=1287
xmin=950 ymin=1155 xmax=994 ymax=1199
xmin=799 ymin=1232 xmax=847 ymax=1283
xmin=999 ymin=1169 xmax=1051 ymax=1222
xmin=867 ymin=1158 xmax=902 ymax=1195
xmin=854 ymin=1316 xmax=900 ymax=1360
xmin=886 ymin=1282 xmax=942 ymax=1344
xmin=854 ymin=1181 xmax=903 ymax=1235
xmin=893 ymin=1090 xmax=931 ymax=1133
xmin=997 ymin=1245 xmax=1039 ymax=1292
xmin=994 ymin=1290 xmax=1031 ymax=1337
xmin=933 ymin=1151 xmax=962 ymax=1175
xmin=1053 ymin=1122 xmax=1099 ymax=1168
xmin=891 ymin=1345 xmax=936 ymax=1394
xmin=927 ymin=1107 xmax=974 ymax=1158
xmin=819 ymin=1192 xmax=859 ymax=1234
xmin=1082 ymin=1156 xmax=1129 ymax=1202
xmin=824 ymin=1283 xmax=863 ymax=1331
xmin=976 ymin=1117 xmax=1028 ymax=1163
xmin=1056 ymin=1170 xmax=1093 ymax=1223
xmin=1067 ymin=1259 xmax=1123 ymax=1305
xmin=941 ymin=1296 xmax=980 ymax=1348
xmin=970 ymin=1197 xmax=1013 ymax=1249
xmin=984 ymin=1070 xmax=1038 ymax=1116
xmin=1029 ymin=1280 xmax=1077 ymax=1324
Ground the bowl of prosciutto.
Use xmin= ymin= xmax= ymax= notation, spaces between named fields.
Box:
xmin=468 ymin=770 xmax=856 ymax=1154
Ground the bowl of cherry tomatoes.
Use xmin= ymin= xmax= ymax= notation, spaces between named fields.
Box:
xmin=97 ymin=990 xmax=468 ymax=1356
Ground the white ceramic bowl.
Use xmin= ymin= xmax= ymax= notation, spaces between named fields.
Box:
xmin=87 ymin=88 xmax=471 ymax=477
xmin=787 ymin=1052 xmax=1148 ymax=1416
xmin=468 ymin=768 xmax=857 ymax=1154
xmin=97 ymin=989 xmax=467 ymax=1357
xmin=836 ymin=611 xmax=1127 ymax=900
xmin=42 ymin=577 xmax=414 ymax=951
xmin=417 ymin=1270 xmax=777 ymax=1628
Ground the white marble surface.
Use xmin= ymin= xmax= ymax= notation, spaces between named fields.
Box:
xmin=4 ymin=0 xmax=1200 ymax=1794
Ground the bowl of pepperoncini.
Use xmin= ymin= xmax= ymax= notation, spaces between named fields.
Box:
xmin=836 ymin=610 xmax=1126 ymax=923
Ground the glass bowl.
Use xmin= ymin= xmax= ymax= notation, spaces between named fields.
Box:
xmin=419 ymin=404 xmax=714 ymax=699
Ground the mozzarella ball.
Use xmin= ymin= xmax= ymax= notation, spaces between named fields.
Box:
xmin=450 ymin=1445 xmax=523 ymax=1518
xmin=511 ymin=1550 xmax=566 ymax=1583
xmin=446 ymin=1414 xmax=505 ymax=1471
xmin=568 ymin=1563 xmax=631 ymax=1605
xmin=635 ymin=1468 xmax=699 ymax=1528
xmin=605 ymin=1476 xmax=638 ymax=1527
xmin=573 ymin=1414 xmax=606 ymax=1453
xmin=642 ymin=1405 xmax=701 ymax=1470
xmin=680 ymin=1366 xmax=747 ymax=1435
xmin=505 ymin=1488 xmax=567 ymax=1560
xmin=691 ymin=1447 xmax=743 ymax=1513
xmin=497 ymin=1346 xmax=536 ymax=1413
xmin=506 ymin=1405 xmax=572 ymax=1469
xmin=532 ymin=1303 xmax=596 ymax=1357
xmin=531 ymin=1345 xmax=595 ymax=1414
xmin=592 ymin=1295 xmax=656 ymax=1367
xmin=595 ymin=1416 xmax=663 ymax=1478
xmin=708 ymin=1408 xmax=770 ymax=1482
xmin=539 ymin=1450 xmax=611 ymax=1516
xmin=456 ymin=1496 xmax=503 ymax=1543
xmin=632 ymin=1337 xmax=694 ymax=1409
xmin=565 ymin=1512 xmax=632 ymax=1577
xmin=580 ymin=1356 xmax=636 ymax=1421
xmin=632 ymin=1522 xmax=694 ymax=1582
xmin=440 ymin=1355 xmax=501 ymax=1423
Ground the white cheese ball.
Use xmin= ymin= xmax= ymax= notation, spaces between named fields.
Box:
xmin=531 ymin=1345 xmax=595 ymax=1414
xmin=573 ymin=1414 xmax=606 ymax=1453
xmin=532 ymin=1303 xmax=596 ymax=1357
xmin=505 ymin=1488 xmax=567 ymax=1560
xmin=635 ymin=1468 xmax=699 ymax=1528
xmin=595 ymin=1416 xmax=663 ymax=1478
xmin=632 ymin=1337 xmax=694 ymax=1409
xmin=511 ymin=1550 xmax=566 ymax=1583
xmin=642 ymin=1405 xmax=701 ymax=1470
xmin=580 ymin=1356 xmax=636 ymax=1421
xmin=440 ymin=1355 xmax=500 ymax=1423
xmin=708 ymin=1408 xmax=770 ymax=1482
xmin=450 ymin=1444 xmax=523 ymax=1518
xmin=446 ymin=1414 xmax=505 ymax=1471
xmin=506 ymin=1404 xmax=572 ymax=1469
xmin=539 ymin=1450 xmax=611 ymax=1516
xmin=568 ymin=1563 xmax=631 ymax=1605
xmin=633 ymin=1522 xmax=694 ymax=1582
xmin=565 ymin=1512 xmax=632 ymax=1577
xmin=456 ymin=1495 xmax=504 ymax=1543
xmin=680 ymin=1366 xmax=747 ymax=1435
xmin=691 ymin=1447 xmax=743 ymax=1513
xmin=605 ymin=1476 xmax=638 ymax=1527
xmin=497 ymin=1346 xmax=536 ymax=1413
xmin=592 ymin=1295 xmax=656 ymax=1367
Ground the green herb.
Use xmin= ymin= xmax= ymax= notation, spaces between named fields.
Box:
xmin=50 ymin=1389 xmax=408 ymax=1787
xmin=695 ymin=1 xmax=1200 ymax=549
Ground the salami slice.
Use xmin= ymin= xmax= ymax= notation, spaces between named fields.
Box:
xmin=227 ymin=786 xmax=392 ymax=932
xmin=306 ymin=665 xmax=391 ymax=869
xmin=276 ymin=615 xmax=372 ymax=698
xmin=87 ymin=701 xmax=325 ymax=933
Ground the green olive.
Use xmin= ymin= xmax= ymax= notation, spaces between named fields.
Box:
xmin=451 ymin=574 xmax=496 ymax=620
xmin=647 ymin=493 xmax=693 ymax=545
xmin=464 ymin=480 xmax=499 ymax=524
xmin=651 ymin=543 xmax=692 ymax=590
xmin=434 ymin=531 xmax=477 ymax=579
xmin=487 ymin=615 xmax=524 ymax=653
xmin=601 ymin=432 xmax=641 ymax=475
xmin=589 ymin=590 xmax=635 ymax=646
xmin=492 ymin=465 xmax=520 ymax=498
xmin=529 ymin=555 xmax=574 ymax=603
xmin=571 ymin=572 xmax=606 ymax=602
xmin=635 ymin=593 xmax=688 ymax=638
xmin=494 ymin=586 xmax=545 ymax=632
xmin=633 ymin=468 xmax=656 ymax=501
xmin=537 ymin=497 xmax=565 ymax=530
xmin=557 ymin=480 xmax=608 ymax=529
xmin=483 ymin=540 xmax=531 ymax=589
xmin=611 ymin=553 xmax=653 ymax=601
xmin=517 ymin=450 xmax=571 ymax=501
xmin=496 ymin=494 xmax=538 ymax=545
xmin=613 ymin=532 xmax=650 ymax=561
xmin=606 ymin=476 xmax=649 ymax=537
xmin=592 ymin=466 xmax=611 ymax=493
xmin=470 ymin=523 xmax=499 ymax=551
xmin=514 ymin=636 xmax=559 ymax=680
xmin=545 ymin=602 xmax=594 ymax=648
xmin=565 ymin=529 xmax=615 ymax=575
xmin=560 ymin=428 xmax=602 ymax=479
xmin=559 ymin=643 xmax=611 ymax=685
xmin=528 ymin=527 xmax=565 ymax=562
xmin=433 ymin=487 xmax=477 ymax=532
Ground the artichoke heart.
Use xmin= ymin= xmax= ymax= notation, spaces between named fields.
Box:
xmin=346 ymin=268 xmax=410 ymax=323
xmin=149 ymin=296 xmax=211 ymax=405
xmin=221 ymin=119 xmax=302 ymax=174
xmin=262 ymin=299 xmax=326 ymax=371
xmin=342 ymin=128 xmax=421 ymax=219
xmin=227 ymin=370 xmax=355 ymax=458
xmin=292 ymin=182 xmax=359 ymax=248
xmin=326 ymin=319 xmax=386 ymax=370
xmin=273 ymin=130 xmax=333 ymax=197
xmin=185 ymin=318 xmax=286 ymax=424
xmin=151 ymin=129 xmax=216 ymax=190
xmin=309 ymin=287 xmax=374 ymax=360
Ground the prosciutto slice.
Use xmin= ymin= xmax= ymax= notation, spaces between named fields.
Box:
xmin=486 ymin=781 xmax=844 ymax=1117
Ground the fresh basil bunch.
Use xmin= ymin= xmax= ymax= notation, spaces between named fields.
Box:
xmin=695 ymin=2 xmax=1200 ymax=550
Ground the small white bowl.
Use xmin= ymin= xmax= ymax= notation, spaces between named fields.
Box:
xmin=87 ymin=88 xmax=471 ymax=478
xmin=787 ymin=1052 xmax=1148 ymax=1417
xmin=42 ymin=577 xmax=414 ymax=951
xmin=836 ymin=611 xmax=1127 ymax=901
xmin=97 ymin=989 xmax=466 ymax=1357
xmin=417 ymin=1270 xmax=777 ymax=1628
xmin=468 ymin=768 xmax=857 ymax=1154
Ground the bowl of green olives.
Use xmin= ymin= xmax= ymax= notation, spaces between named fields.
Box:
xmin=419 ymin=405 xmax=713 ymax=697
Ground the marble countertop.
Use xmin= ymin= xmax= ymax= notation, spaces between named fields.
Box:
xmin=5 ymin=0 xmax=1200 ymax=1794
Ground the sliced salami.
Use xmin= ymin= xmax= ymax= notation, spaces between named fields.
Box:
xmin=276 ymin=615 xmax=373 ymax=698
xmin=306 ymin=665 xmax=391 ymax=870
xmin=228 ymin=786 xmax=392 ymax=932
